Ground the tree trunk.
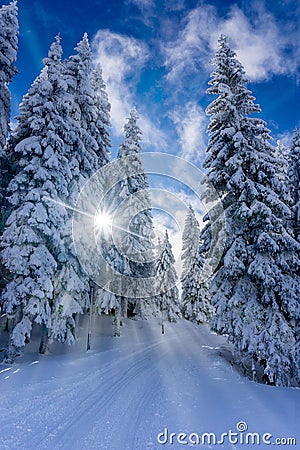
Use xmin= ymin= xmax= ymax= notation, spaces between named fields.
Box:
xmin=251 ymin=356 xmax=257 ymax=382
xmin=120 ymin=297 xmax=128 ymax=327
xmin=39 ymin=323 xmax=49 ymax=354
xmin=161 ymin=305 xmax=165 ymax=335
xmin=114 ymin=306 xmax=121 ymax=337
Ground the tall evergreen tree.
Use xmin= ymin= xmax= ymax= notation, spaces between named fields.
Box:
xmin=90 ymin=64 xmax=111 ymax=167
xmin=50 ymin=35 xmax=112 ymax=346
xmin=115 ymin=107 xmax=156 ymax=318
xmin=155 ymin=230 xmax=181 ymax=333
xmin=0 ymin=0 xmax=18 ymax=150
xmin=289 ymin=129 xmax=300 ymax=241
xmin=288 ymin=129 xmax=300 ymax=383
xmin=0 ymin=36 xmax=75 ymax=361
xmin=63 ymin=33 xmax=110 ymax=203
xmin=202 ymin=35 xmax=300 ymax=386
xmin=0 ymin=0 xmax=18 ymax=236
xmin=181 ymin=205 xmax=214 ymax=323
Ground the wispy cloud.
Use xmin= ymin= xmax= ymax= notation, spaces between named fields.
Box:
xmin=92 ymin=29 xmax=166 ymax=149
xmin=170 ymin=102 xmax=207 ymax=162
xmin=275 ymin=130 xmax=295 ymax=149
xmin=221 ymin=4 xmax=296 ymax=81
xmin=163 ymin=2 xmax=300 ymax=84
xmin=92 ymin=29 xmax=148 ymax=134
xmin=127 ymin=0 xmax=155 ymax=12
xmin=163 ymin=4 xmax=216 ymax=84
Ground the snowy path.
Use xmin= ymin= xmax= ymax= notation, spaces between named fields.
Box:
xmin=0 ymin=318 xmax=299 ymax=450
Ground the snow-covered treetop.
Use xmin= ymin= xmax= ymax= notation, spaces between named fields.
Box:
xmin=118 ymin=107 xmax=142 ymax=158
xmin=71 ymin=32 xmax=91 ymax=76
xmin=203 ymin=34 xmax=273 ymax=198
xmin=181 ymin=205 xmax=200 ymax=281
xmin=159 ymin=230 xmax=176 ymax=268
xmin=90 ymin=63 xmax=112 ymax=153
xmin=43 ymin=34 xmax=62 ymax=65
xmin=290 ymin=128 xmax=300 ymax=157
xmin=182 ymin=205 xmax=200 ymax=246
xmin=65 ymin=33 xmax=92 ymax=96
xmin=91 ymin=64 xmax=111 ymax=126
xmin=207 ymin=34 xmax=260 ymax=116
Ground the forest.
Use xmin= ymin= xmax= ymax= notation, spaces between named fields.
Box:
xmin=0 ymin=1 xmax=299 ymax=389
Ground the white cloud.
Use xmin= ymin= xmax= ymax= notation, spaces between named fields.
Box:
xmin=170 ymin=102 xmax=207 ymax=162
xmin=221 ymin=5 xmax=291 ymax=81
xmin=92 ymin=29 xmax=166 ymax=149
xmin=164 ymin=2 xmax=299 ymax=84
xmin=163 ymin=5 xmax=216 ymax=83
xmin=128 ymin=0 xmax=154 ymax=11
xmin=275 ymin=130 xmax=294 ymax=149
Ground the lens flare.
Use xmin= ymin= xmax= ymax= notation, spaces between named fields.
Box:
xmin=94 ymin=211 xmax=113 ymax=233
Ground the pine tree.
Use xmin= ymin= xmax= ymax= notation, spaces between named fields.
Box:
xmin=0 ymin=0 xmax=18 ymax=150
xmin=94 ymin=226 xmax=132 ymax=336
xmin=0 ymin=0 xmax=18 ymax=241
xmin=63 ymin=33 xmax=110 ymax=203
xmin=0 ymin=36 xmax=74 ymax=361
xmin=181 ymin=205 xmax=214 ymax=323
xmin=50 ymin=35 xmax=112 ymax=346
xmin=289 ymin=129 xmax=300 ymax=241
xmin=202 ymin=35 xmax=300 ymax=386
xmin=155 ymin=230 xmax=181 ymax=333
xmin=114 ymin=107 xmax=156 ymax=318
xmin=288 ymin=129 xmax=300 ymax=384
xmin=90 ymin=64 xmax=111 ymax=167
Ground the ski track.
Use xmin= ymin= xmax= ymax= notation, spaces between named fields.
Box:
xmin=43 ymin=342 xmax=170 ymax=449
xmin=0 ymin=320 xmax=299 ymax=450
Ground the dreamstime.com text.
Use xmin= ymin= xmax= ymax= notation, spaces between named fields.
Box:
xmin=157 ymin=422 xmax=297 ymax=446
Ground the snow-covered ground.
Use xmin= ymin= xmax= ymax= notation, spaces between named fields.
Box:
xmin=0 ymin=317 xmax=299 ymax=450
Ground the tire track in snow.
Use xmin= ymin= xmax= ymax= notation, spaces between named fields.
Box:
xmin=38 ymin=338 xmax=172 ymax=449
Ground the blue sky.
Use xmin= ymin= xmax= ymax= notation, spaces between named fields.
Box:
xmin=8 ymin=0 xmax=300 ymax=262
xmin=12 ymin=0 xmax=300 ymax=158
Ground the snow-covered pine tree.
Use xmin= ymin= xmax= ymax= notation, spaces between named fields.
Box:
xmin=181 ymin=205 xmax=214 ymax=323
xmin=289 ymin=129 xmax=300 ymax=241
xmin=202 ymin=35 xmax=300 ymax=386
xmin=63 ymin=33 xmax=110 ymax=202
xmin=114 ymin=107 xmax=157 ymax=318
xmin=155 ymin=230 xmax=181 ymax=333
xmin=288 ymin=129 xmax=300 ymax=384
xmin=0 ymin=0 xmax=18 ymax=150
xmin=90 ymin=64 xmax=111 ymax=167
xmin=50 ymin=34 xmax=112 ymax=345
xmin=0 ymin=36 xmax=77 ymax=361
xmin=181 ymin=205 xmax=200 ymax=280
xmin=0 ymin=0 xmax=18 ymax=232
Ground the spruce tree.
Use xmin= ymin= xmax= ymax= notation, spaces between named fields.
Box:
xmin=0 ymin=0 xmax=18 ymax=238
xmin=289 ymin=129 xmax=300 ymax=241
xmin=50 ymin=35 xmax=112 ymax=345
xmin=51 ymin=36 xmax=111 ymax=339
xmin=181 ymin=206 xmax=214 ymax=323
xmin=63 ymin=33 xmax=110 ymax=202
xmin=0 ymin=0 xmax=18 ymax=150
xmin=0 ymin=36 xmax=74 ymax=361
xmin=90 ymin=64 xmax=111 ymax=167
xmin=155 ymin=230 xmax=181 ymax=333
xmin=115 ymin=108 xmax=156 ymax=318
xmin=288 ymin=129 xmax=300 ymax=384
xmin=202 ymin=35 xmax=300 ymax=386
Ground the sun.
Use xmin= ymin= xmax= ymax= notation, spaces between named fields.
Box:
xmin=94 ymin=210 xmax=113 ymax=233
